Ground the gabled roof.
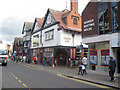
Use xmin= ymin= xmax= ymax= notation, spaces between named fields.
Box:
xmin=22 ymin=22 xmax=34 ymax=34
xmin=32 ymin=18 xmax=44 ymax=33
xmin=49 ymin=8 xmax=67 ymax=28
xmin=62 ymin=10 xmax=71 ymax=19
xmin=36 ymin=18 xmax=44 ymax=29
xmin=62 ymin=9 xmax=69 ymax=13
xmin=42 ymin=8 xmax=81 ymax=32
xmin=14 ymin=37 xmax=23 ymax=45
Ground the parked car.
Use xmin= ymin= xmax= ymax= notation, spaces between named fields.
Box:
xmin=0 ymin=50 xmax=8 ymax=66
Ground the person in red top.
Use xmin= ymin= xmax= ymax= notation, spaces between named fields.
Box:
xmin=33 ymin=57 xmax=37 ymax=64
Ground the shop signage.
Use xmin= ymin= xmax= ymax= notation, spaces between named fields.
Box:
xmin=83 ymin=19 xmax=95 ymax=32
xmin=89 ymin=49 xmax=98 ymax=65
xmin=101 ymin=49 xmax=110 ymax=66
xmin=64 ymin=37 xmax=71 ymax=43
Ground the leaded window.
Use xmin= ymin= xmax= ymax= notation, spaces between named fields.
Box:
xmin=98 ymin=9 xmax=109 ymax=34
xmin=112 ymin=5 xmax=119 ymax=32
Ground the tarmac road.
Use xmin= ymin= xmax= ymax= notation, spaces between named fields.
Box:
xmin=2 ymin=61 xmax=106 ymax=89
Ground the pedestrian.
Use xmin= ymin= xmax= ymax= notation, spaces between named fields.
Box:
xmin=82 ymin=56 xmax=88 ymax=74
xmin=33 ymin=56 xmax=37 ymax=64
xmin=109 ymin=56 xmax=116 ymax=82
xmin=78 ymin=60 xmax=84 ymax=75
xmin=44 ymin=58 xmax=47 ymax=66
xmin=20 ymin=56 xmax=22 ymax=62
xmin=82 ymin=64 xmax=85 ymax=74
xmin=16 ymin=55 xmax=18 ymax=63
xmin=23 ymin=56 xmax=26 ymax=63
xmin=54 ymin=58 xmax=56 ymax=67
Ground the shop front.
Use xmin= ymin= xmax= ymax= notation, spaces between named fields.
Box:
xmin=82 ymin=2 xmax=120 ymax=73
xmin=54 ymin=48 xmax=70 ymax=66
xmin=88 ymin=42 xmax=110 ymax=72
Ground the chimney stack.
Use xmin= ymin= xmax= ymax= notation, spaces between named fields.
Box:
xmin=70 ymin=0 xmax=78 ymax=14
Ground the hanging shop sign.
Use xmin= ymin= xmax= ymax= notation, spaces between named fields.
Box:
xmin=89 ymin=49 xmax=98 ymax=65
xmin=101 ymin=49 xmax=110 ymax=66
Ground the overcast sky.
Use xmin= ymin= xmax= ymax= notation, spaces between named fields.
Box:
xmin=0 ymin=0 xmax=90 ymax=48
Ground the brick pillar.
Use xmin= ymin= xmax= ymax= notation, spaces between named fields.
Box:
xmin=30 ymin=49 xmax=33 ymax=62
xmin=37 ymin=48 xmax=40 ymax=63
xmin=42 ymin=48 xmax=44 ymax=64
xmin=70 ymin=48 xmax=75 ymax=59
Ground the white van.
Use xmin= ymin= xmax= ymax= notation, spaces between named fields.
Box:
xmin=0 ymin=50 xmax=8 ymax=66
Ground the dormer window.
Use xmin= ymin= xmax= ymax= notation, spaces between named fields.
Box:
xmin=71 ymin=15 xmax=79 ymax=25
xmin=73 ymin=18 xmax=77 ymax=25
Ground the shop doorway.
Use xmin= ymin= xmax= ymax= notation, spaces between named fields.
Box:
xmin=117 ymin=49 xmax=120 ymax=73
xmin=55 ymin=49 xmax=69 ymax=66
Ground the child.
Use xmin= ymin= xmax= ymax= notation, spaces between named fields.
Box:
xmin=78 ymin=64 xmax=82 ymax=75
xmin=78 ymin=63 xmax=85 ymax=75
xmin=82 ymin=65 xmax=85 ymax=75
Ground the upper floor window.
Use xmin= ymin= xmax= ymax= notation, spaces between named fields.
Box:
xmin=26 ymin=31 xmax=31 ymax=36
xmin=45 ymin=29 xmax=54 ymax=41
xmin=33 ymin=35 xmax=39 ymax=47
xmin=24 ymin=42 xmax=29 ymax=47
xmin=98 ymin=9 xmax=109 ymax=35
xmin=112 ymin=5 xmax=119 ymax=32
xmin=73 ymin=18 xmax=77 ymax=25
xmin=71 ymin=15 xmax=79 ymax=25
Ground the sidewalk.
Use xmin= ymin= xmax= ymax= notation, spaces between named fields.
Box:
xmin=23 ymin=63 xmax=120 ymax=88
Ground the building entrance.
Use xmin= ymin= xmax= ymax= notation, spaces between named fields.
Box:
xmin=117 ymin=49 xmax=120 ymax=73
xmin=55 ymin=49 xmax=69 ymax=66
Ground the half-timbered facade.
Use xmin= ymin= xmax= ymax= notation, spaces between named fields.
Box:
xmin=30 ymin=0 xmax=86 ymax=67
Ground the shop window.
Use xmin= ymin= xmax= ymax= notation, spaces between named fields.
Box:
xmin=44 ymin=48 xmax=53 ymax=66
xmin=33 ymin=49 xmax=37 ymax=57
xmin=98 ymin=9 xmax=109 ymax=35
xmin=112 ymin=5 xmax=119 ymax=32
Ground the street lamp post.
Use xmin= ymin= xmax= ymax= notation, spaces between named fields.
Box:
xmin=71 ymin=34 xmax=75 ymax=68
xmin=72 ymin=34 xmax=75 ymax=59
xmin=80 ymin=42 xmax=83 ymax=60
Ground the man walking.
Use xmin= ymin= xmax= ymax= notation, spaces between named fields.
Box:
xmin=82 ymin=56 xmax=87 ymax=74
xmin=109 ymin=56 xmax=116 ymax=82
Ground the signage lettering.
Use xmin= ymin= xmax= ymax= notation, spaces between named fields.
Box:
xmin=64 ymin=37 xmax=71 ymax=43
xmin=83 ymin=19 xmax=95 ymax=32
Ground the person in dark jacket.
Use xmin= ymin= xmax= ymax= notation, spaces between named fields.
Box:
xmin=109 ymin=56 xmax=116 ymax=82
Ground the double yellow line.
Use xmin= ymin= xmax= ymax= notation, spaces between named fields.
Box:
xmin=57 ymin=74 xmax=111 ymax=89
xmin=10 ymin=73 xmax=28 ymax=88
xmin=18 ymin=63 xmax=37 ymax=70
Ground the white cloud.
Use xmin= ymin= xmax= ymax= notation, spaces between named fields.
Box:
xmin=0 ymin=0 xmax=90 ymax=45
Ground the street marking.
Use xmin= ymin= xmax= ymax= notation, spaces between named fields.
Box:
xmin=57 ymin=74 xmax=110 ymax=89
xmin=13 ymin=74 xmax=15 ymax=77
xmin=15 ymin=77 xmax=18 ymax=80
xmin=10 ymin=73 xmax=28 ymax=88
xmin=19 ymin=63 xmax=38 ymax=70
xmin=23 ymin=84 xmax=27 ymax=88
xmin=18 ymin=80 xmax=22 ymax=83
